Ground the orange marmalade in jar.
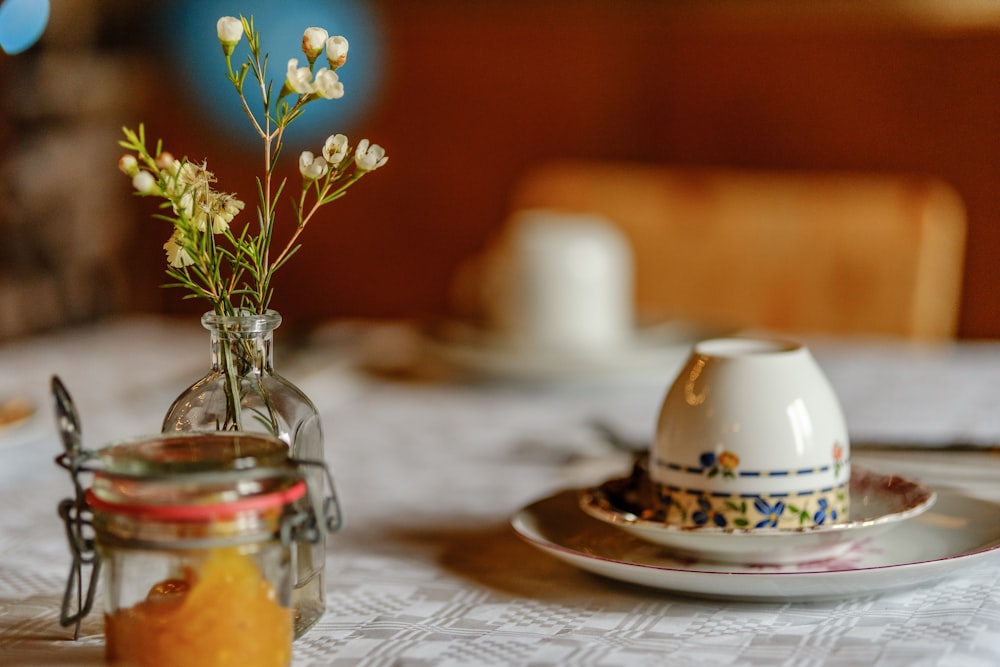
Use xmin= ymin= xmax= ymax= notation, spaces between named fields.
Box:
xmin=64 ymin=432 xmax=335 ymax=667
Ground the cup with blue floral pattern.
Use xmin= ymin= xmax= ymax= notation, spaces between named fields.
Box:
xmin=651 ymin=337 xmax=850 ymax=530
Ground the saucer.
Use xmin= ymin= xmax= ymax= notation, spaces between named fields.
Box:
xmin=421 ymin=319 xmax=719 ymax=384
xmin=511 ymin=487 xmax=1000 ymax=601
xmin=579 ymin=463 xmax=936 ymax=564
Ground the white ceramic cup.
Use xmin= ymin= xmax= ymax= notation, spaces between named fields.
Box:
xmin=651 ymin=337 xmax=850 ymax=530
xmin=484 ymin=209 xmax=634 ymax=351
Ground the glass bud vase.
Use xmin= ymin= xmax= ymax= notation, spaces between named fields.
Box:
xmin=162 ymin=310 xmax=326 ymax=638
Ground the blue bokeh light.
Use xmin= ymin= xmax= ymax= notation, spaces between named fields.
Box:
xmin=161 ymin=0 xmax=384 ymax=151
xmin=0 ymin=0 xmax=50 ymax=55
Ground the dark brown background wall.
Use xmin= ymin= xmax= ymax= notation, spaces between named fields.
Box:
xmin=6 ymin=2 xmax=1000 ymax=338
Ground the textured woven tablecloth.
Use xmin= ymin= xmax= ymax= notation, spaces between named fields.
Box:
xmin=2 ymin=319 xmax=999 ymax=667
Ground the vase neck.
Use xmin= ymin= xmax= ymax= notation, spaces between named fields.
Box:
xmin=202 ymin=311 xmax=281 ymax=375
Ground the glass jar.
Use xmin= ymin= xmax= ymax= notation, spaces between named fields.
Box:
xmin=65 ymin=432 xmax=331 ymax=667
xmin=162 ymin=310 xmax=327 ymax=636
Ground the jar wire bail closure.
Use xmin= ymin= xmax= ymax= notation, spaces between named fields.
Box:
xmin=52 ymin=376 xmax=100 ymax=639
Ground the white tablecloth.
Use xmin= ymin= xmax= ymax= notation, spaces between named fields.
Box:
xmin=2 ymin=318 xmax=1000 ymax=666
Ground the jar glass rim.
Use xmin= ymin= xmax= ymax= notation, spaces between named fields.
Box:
xmin=98 ymin=432 xmax=290 ymax=476
xmin=85 ymin=478 xmax=306 ymax=521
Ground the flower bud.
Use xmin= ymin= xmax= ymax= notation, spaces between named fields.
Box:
xmin=216 ymin=16 xmax=243 ymax=57
xmin=326 ymin=36 xmax=348 ymax=69
xmin=155 ymin=151 xmax=175 ymax=171
xmin=299 ymin=151 xmax=329 ymax=180
xmin=302 ymin=27 xmax=328 ymax=63
xmin=132 ymin=171 xmax=160 ymax=195
xmin=118 ymin=154 xmax=138 ymax=177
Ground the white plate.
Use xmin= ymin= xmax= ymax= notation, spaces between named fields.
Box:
xmin=421 ymin=319 xmax=718 ymax=384
xmin=511 ymin=487 xmax=1000 ymax=601
xmin=580 ymin=466 xmax=936 ymax=564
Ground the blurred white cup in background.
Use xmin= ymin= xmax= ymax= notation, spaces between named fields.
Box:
xmin=483 ymin=209 xmax=635 ymax=351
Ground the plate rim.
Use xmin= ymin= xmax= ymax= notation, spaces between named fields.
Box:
xmin=419 ymin=318 xmax=714 ymax=381
xmin=510 ymin=487 xmax=1000 ymax=599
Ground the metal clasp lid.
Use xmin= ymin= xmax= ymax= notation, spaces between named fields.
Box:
xmin=51 ymin=375 xmax=343 ymax=639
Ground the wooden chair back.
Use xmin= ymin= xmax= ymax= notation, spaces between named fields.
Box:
xmin=507 ymin=161 xmax=967 ymax=340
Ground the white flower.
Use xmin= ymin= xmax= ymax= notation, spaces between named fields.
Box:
xmin=165 ymin=161 xmax=210 ymax=199
xmin=312 ymin=68 xmax=344 ymax=100
xmin=299 ymin=151 xmax=329 ymax=180
xmin=175 ymin=191 xmax=195 ymax=218
xmin=211 ymin=194 xmax=244 ymax=233
xmin=322 ymin=134 xmax=349 ymax=166
xmin=326 ymin=35 xmax=348 ymax=69
xmin=354 ymin=139 xmax=387 ymax=173
xmin=211 ymin=213 xmax=230 ymax=233
xmin=302 ymin=27 xmax=328 ymax=62
xmin=216 ymin=16 xmax=243 ymax=56
xmin=285 ymin=58 xmax=315 ymax=95
xmin=220 ymin=195 xmax=245 ymax=220
xmin=132 ymin=170 xmax=160 ymax=195
xmin=192 ymin=208 xmax=210 ymax=233
xmin=164 ymin=232 xmax=195 ymax=268
xmin=177 ymin=161 xmax=209 ymax=187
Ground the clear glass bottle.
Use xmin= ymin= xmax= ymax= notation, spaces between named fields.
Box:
xmin=162 ymin=310 xmax=327 ymax=637
xmin=86 ymin=433 xmax=308 ymax=667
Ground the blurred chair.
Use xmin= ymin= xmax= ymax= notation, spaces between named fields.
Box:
xmin=507 ymin=161 xmax=967 ymax=340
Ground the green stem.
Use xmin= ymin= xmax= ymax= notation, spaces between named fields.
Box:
xmin=221 ymin=336 xmax=244 ymax=431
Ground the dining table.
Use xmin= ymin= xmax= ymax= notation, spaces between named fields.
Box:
xmin=2 ymin=315 xmax=1000 ymax=667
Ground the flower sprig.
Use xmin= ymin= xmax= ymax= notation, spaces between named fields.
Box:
xmin=118 ymin=15 xmax=387 ymax=317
